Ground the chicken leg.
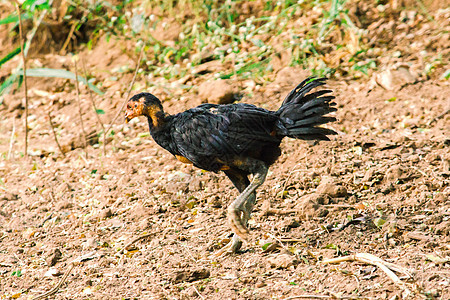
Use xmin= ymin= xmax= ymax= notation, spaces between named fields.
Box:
xmin=217 ymin=158 xmax=268 ymax=255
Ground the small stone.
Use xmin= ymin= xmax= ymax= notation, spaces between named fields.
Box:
xmin=1 ymin=192 xmax=18 ymax=201
xmin=173 ymin=268 xmax=210 ymax=283
xmin=375 ymin=65 xmax=416 ymax=90
xmin=209 ymin=196 xmax=222 ymax=208
xmin=198 ymin=79 xmax=237 ymax=104
xmin=435 ymin=221 xmax=450 ymax=236
xmin=166 ymin=182 xmax=189 ymax=193
xmin=180 ymin=286 xmax=198 ymax=299
xmin=274 ymin=67 xmax=309 ymax=86
xmin=296 ymin=193 xmax=328 ymax=219
xmin=362 ymin=168 xmax=375 ymax=182
xmin=426 ymin=214 xmax=443 ymax=225
xmin=188 ymin=177 xmax=203 ymax=191
xmin=385 ymin=165 xmax=404 ymax=182
xmin=316 ymin=182 xmax=347 ymax=198
xmin=100 ymin=208 xmax=113 ymax=219
xmin=56 ymin=201 xmax=73 ymax=210
xmin=82 ymin=237 xmax=98 ymax=250
xmin=267 ymin=253 xmax=297 ymax=269
xmin=46 ymin=248 xmax=62 ymax=266
xmin=138 ymin=218 xmax=152 ymax=230
xmin=44 ymin=268 xmax=63 ymax=277
xmin=287 ymin=220 xmax=300 ymax=229
xmin=381 ymin=183 xmax=396 ymax=195
xmin=129 ymin=203 xmax=150 ymax=220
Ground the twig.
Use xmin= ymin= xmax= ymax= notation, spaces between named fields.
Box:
xmin=267 ymin=233 xmax=289 ymax=252
xmin=283 ymin=294 xmax=367 ymax=299
xmin=10 ymin=2 xmax=48 ymax=83
xmin=193 ymin=285 xmax=205 ymax=299
xmin=121 ymin=232 xmax=154 ymax=253
xmin=32 ymin=252 xmax=97 ymax=300
xmin=47 ymin=111 xmax=65 ymax=157
xmin=81 ymin=58 xmax=106 ymax=156
xmin=178 ymin=241 xmax=198 ymax=263
xmin=14 ymin=1 xmax=29 ymax=157
xmin=60 ymin=21 xmax=78 ymax=55
xmin=32 ymin=263 xmax=75 ymax=300
xmin=282 ymin=295 xmax=332 ymax=299
xmin=73 ymin=57 xmax=88 ymax=158
xmin=260 ymin=200 xmax=296 ymax=216
xmin=281 ymin=164 xmax=304 ymax=192
xmin=323 ymin=204 xmax=355 ymax=209
xmin=427 ymin=108 xmax=450 ymax=125
xmin=322 ymin=253 xmax=412 ymax=296
xmin=7 ymin=118 xmax=16 ymax=160
xmin=104 ymin=47 xmax=144 ymax=137
xmin=279 ymin=238 xmax=304 ymax=243
xmin=411 ymin=165 xmax=430 ymax=180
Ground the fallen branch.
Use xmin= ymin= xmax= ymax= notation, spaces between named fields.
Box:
xmin=32 ymin=252 xmax=97 ymax=300
xmin=322 ymin=253 xmax=412 ymax=296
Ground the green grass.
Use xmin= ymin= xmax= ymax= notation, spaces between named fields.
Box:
xmin=0 ymin=0 xmax=132 ymax=98
xmin=1 ymin=0 xmax=447 ymax=101
xmin=125 ymin=0 xmax=380 ymax=82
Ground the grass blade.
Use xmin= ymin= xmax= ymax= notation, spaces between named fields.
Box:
xmin=0 ymin=47 xmax=21 ymax=67
xmin=0 ymin=74 xmax=19 ymax=97
xmin=24 ymin=68 xmax=104 ymax=95
xmin=0 ymin=13 xmax=31 ymax=25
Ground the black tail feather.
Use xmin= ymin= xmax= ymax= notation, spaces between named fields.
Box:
xmin=276 ymin=77 xmax=337 ymax=141
xmin=292 ymin=115 xmax=336 ymax=127
xmin=288 ymin=127 xmax=337 ymax=139
xmin=281 ymin=76 xmax=327 ymax=106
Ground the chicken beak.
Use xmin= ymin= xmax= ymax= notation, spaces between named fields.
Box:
xmin=125 ymin=108 xmax=135 ymax=123
xmin=125 ymin=113 xmax=131 ymax=123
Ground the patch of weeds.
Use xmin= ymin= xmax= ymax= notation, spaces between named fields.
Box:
xmin=1 ymin=0 xmax=130 ymax=98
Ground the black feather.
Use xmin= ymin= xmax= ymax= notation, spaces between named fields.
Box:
xmin=288 ymin=127 xmax=337 ymax=136
xmin=275 ymin=77 xmax=336 ymax=141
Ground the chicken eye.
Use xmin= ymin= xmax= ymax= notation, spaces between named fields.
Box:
xmin=134 ymin=104 xmax=137 ymax=108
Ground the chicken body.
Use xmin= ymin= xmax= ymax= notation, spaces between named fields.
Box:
xmin=151 ymin=103 xmax=283 ymax=172
xmin=125 ymin=77 xmax=337 ymax=254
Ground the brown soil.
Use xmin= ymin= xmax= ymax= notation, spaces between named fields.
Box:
xmin=0 ymin=3 xmax=449 ymax=300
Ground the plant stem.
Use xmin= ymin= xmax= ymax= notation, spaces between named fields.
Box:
xmin=14 ymin=1 xmax=29 ymax=157
xmin=81 ymin=58 xmax=106 ymax=156
xmin=73 ymin=58 xmax=88 ymax=158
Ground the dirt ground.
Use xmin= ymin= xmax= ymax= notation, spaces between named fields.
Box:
xmin=1 ymin=2 xmax=449 ymax=300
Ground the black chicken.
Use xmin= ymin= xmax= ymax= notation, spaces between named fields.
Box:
xmin=125 ymin=77 xmax=337 ymax=254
